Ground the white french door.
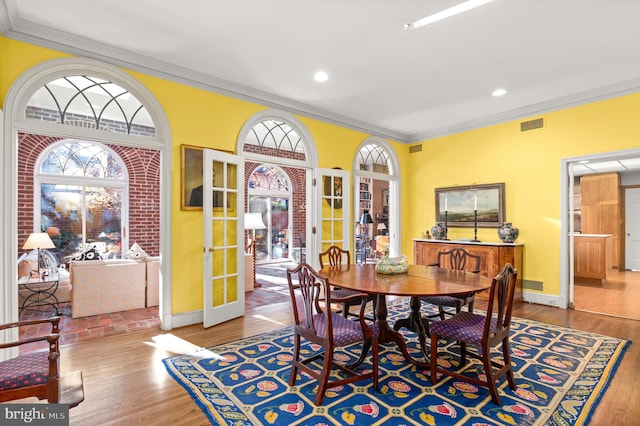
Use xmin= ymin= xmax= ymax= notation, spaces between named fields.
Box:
xmin=314 ymin=168 xmax=350 ymax=268
xmin=203 ymin=149 xmax=245 ymax=328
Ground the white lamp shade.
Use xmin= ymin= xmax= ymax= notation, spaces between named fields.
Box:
xmin=244 ymin=213 xmax=266 ymax=230
xmin=377 ymin=223 xmax=387 ymax=230
xmin=22 ymin=232 xmax=56 ymax=250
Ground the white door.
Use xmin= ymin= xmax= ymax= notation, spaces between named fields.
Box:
xmin=315 ymin=168 xmax=350 ymax=268
xmin=203 ymin=149 xmax=245 ymax=328
xmin=625 ymin=188 xmax=640 ymax=270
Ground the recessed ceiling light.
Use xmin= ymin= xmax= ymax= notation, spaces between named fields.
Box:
xmin=403 ymin=0 xmax=496 ymax=30
xmin=492 ymin=89 xmax=507 ymax=97
xmin=314 ymin=71 xmax=329 ymax=82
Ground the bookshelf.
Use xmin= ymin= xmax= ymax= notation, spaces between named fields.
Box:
xmin=359 ymin=178 xmax=371 ymax=210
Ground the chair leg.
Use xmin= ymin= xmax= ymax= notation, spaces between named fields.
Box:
xmin=502 ymin=339 xmax=517 ymax=391
xmin=430 ymin=333 xmax=439 ymax=384
xmin=289 ymin=335 xmax=301 ymax=386
xmin=460 ymin=341 xmax=467 ymax=366
xmin=347 ymin=338 xmax=371 ymax=369
xmin=341 ymin=302 xmax=349 ymax=318
xmin=314 ymin=351 xmax=333 ymax=406
xmin=437 ymin=305 xmax=446 ymax=321
xmin=482 ymin=350 xmax=501 ymax=405
xmin=371 ymin=337 xmax=379 ymax=390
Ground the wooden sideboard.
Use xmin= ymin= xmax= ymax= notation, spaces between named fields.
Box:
xmin=413 ymin=239 xmax=523 ymax=300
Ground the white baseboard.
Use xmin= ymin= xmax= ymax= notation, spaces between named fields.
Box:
xmin=170 ymin=310 xmax=203 ymax=329
xmin=522 ymin=291 xmax=565 ymax=308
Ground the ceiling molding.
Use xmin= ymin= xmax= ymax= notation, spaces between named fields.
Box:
xmin=2 ymin=1 xmax=640 ymax=146
xmin=408 ymin=78 xmax=640 ymax=143
xmin=2 ymin=12 xmax=410 ymax=143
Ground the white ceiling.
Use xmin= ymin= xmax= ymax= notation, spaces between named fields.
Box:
xmin=1 ymin=0 xmax=640 ymax=144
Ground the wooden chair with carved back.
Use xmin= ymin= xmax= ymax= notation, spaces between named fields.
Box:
xmin=0 ymin=316 xmax=84 ymax=407
xmin=286 ymin=262 xmax=379 ymax=405
xmin=318 ymin=245 xmax=376 ymax=319
xmin=430 ymin=263 xmax=518 ymax=405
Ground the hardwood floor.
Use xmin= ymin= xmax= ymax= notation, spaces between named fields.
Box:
xmin=574 ymin=269 xmax=640 ymax=321
xmin=6 ymin=274 xmax=640 ymax=425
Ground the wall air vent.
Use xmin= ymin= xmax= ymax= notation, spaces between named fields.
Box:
xmin=520 ymin=118 xmax=544 ymax=132
xmin=409 ymin=144 xmax=423 ymax=153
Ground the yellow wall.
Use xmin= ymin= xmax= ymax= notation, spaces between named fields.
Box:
xmin=405 ymin=94 xmax=640 ymax=296
xmin=4 ymin=35 xmax=638 ymax=312
xmin=0 ymin=36 xmax=406 ymax=315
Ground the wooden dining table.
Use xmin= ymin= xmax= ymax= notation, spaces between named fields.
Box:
xmin=318 ymin=263 xmax=492 ymax=369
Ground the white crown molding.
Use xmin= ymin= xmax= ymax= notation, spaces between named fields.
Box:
xmin=408 ymin=77 xmax=640 ymax=143
xmin=3 ymin=1 xmax=640 ymax=145
xmin=1 ymin=8 xmax=409 ymax=142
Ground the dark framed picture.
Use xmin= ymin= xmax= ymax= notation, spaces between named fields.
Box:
xmin=323 ymin=175 xmax=343 ymax=209
xmin=181 ymin=145 xmax=204 ymax=210
xmin=181 ymin=145 xmax=232 ymax=210
xmin=435 ymin=183 xmax=505 ymax=228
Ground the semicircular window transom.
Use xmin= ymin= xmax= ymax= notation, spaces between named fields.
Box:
xmin=248 ymin=165 xmax=291 ymax=191
xmin=357 ymin=143 xmax=391 ymax=175
xmin=40 ymin=141 xmax=125 ymax=180
xmin=243 ymin=119 xmax=307 ymax=161
xmin=26 ymin=75 xmax=156 ymax=137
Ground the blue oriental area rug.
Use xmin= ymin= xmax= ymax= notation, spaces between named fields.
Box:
xmin=163 ymin=299 xmax=629 ymax=425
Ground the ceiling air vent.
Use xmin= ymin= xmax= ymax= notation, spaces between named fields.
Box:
xmin=520 ymin=118 xmax=544 ymax=132
xmin=409 ymin=144 xmax=422 ymax=153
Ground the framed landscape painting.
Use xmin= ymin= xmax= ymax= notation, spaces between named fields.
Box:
xmin=435 ymin=183 xmax=505 ymax=228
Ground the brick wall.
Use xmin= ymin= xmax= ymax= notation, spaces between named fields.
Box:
xmin=17 ymin=132 xmax=160 ymax=259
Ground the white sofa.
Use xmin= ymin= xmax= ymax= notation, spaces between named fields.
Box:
xmin=70 ymin=259 xmax=147 ymax=318
xmin=145 ymin=256 xmax=160 ymax=307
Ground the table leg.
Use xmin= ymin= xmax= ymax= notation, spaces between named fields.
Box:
xmin=376 ymin=295 xmax=429 ymax=369
xmin=19 ymin=280 xmax=60 ymax=315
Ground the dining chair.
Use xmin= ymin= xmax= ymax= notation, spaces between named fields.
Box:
xmin=318 ymin=245 xmax=376 ymax=319
xmin=0 ymin=316 xmax=84 ymax=407
xmin=422 ymin=247 xmax=482 ymax=320
xmin=286 ymin=262 xmax=379 ymax=405
xmin=429 ymin=263 xmax=518 ymax=405
xmin=393 ymin=247 xmax=480 ymax=337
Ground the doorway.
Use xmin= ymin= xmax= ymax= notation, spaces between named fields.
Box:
xmin=3 ymin=59 xmax=170 ymax=336
xmin=249 ymin=195 xmax=291 ymax=263
xmin=565 ymin=152 xmax=640 ymax=321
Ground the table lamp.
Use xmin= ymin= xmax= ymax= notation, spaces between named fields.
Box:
xmin=244 ymin=213 xmax=266 ymax=287
xmin=22 ymin=232 xmax=56 ymax=276
xmin=359 ymin=211 xmax=374 ymax=236
xmin=377 ymin=222 xmax=387 ymax=235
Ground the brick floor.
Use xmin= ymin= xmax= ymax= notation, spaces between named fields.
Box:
xmin=18 ymin=263 xmax=291 ymax=353
xmin=18 ymin=303 xmax=160 ymax=353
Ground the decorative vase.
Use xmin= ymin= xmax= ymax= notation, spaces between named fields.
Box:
xmin=431 ymin=223 xmax=447 ymax=240
xmin=498 ymin=222 xmax=519 ymax=243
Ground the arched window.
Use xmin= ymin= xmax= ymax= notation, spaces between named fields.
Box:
xmin=36 ymin=140 xmax=129 ymax=263
xmin=242 ymin=119 xmax=307 ymax=162
xmin=4 ymin=58 xmax=169 ymax=331
xmin=354 ymin=137 xmax=399 ymax=256
xmin=26 ymin=75 xmax=156 ymax=136
xmin=239 ymin=110 xmax=317 ymax=264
